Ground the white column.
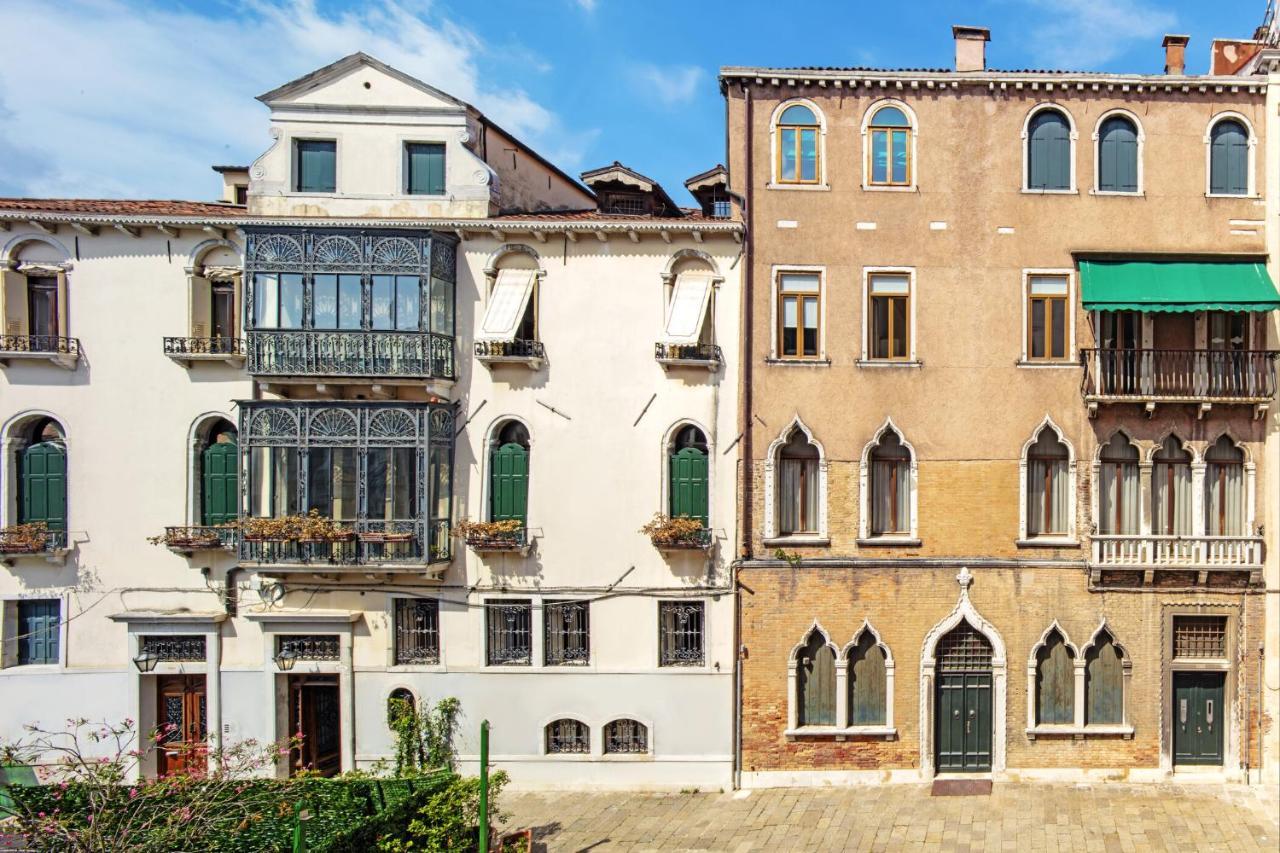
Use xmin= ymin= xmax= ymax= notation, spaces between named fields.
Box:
xmin=834 ymin=660 xmax=849 ymax=728
xmin=1191 ymin=462 xmax=1207 ymax=537
xmin=206 ymin=628 xmax=223 ymax=757
xmin=339 ymin=631 xmax=355 ymax=773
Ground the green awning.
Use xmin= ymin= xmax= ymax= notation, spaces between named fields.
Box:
xmin=1079 ymin=260 xmax=1280 ymax=312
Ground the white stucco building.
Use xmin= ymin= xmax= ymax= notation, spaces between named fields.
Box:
xmin=0 ymin=54 xmax=742 ymax=789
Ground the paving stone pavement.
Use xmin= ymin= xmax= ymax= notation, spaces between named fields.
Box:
xmin=499 ymin=781 xmax=1279 ymax=852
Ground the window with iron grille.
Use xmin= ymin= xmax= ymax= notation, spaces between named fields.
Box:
xmin=544 ymin=600 xmax=589 ymax=666
xmin=604 ymin=719 xmax=648 ymax=754
xmin=936 ymin=622 xmax=993 ymax=673
xmin=486 ymin=600 xmax=532 ymax=665
xmin=545 ymin=718 xmax=589 ymax=754
xmin=605 ymin=193 xmax=646 ymax=215
xmin=393 ymin=598 xmax=440 ymax=665
xmin=1173 ymin=616 xmax=1228 ymax=659
xmin=659 ymin=601 xmax=704 ymax=667
xmin=140 ymin=635 xmax=207 ymax=662
xmin=276 ymin=634 xmax=340 ymax=660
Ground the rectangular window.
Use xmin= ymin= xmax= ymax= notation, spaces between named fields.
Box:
xmin=406 ymin=142 xmax=446 ymax=195
xmin=295 ymin=140 xmax=336 ymax=193
xmin=543 ymin=600 xmax=589 ymax=666
xmin=312 ymin=274 xmax=362 ymax=330
xmin=307 ymin=448 xmax=358 ymax=521
xmin=1173 ymin=616 xmax=1227 ymax=659
xmin=478 ymin=269 xmax=537 ymax=342
xmin=1027 ymin=275 xmax=1069 ymax=361
xmin=868 ymin=273 xmax=911 ymax=360
xmin=276 ymin=634 xmax=339 ymax=661
xmin=16 ymin=599 xmax=60 ymax=666
xmin=211 ymin=282 xmax=236 ymax=341
xmin=372 ymin=275 xmax=394 ymax=330
xmin=250 ymin=446 xmax=299 ymax=517
xmin=393 ymin=598 xmax=439 ymax=665
xmin=870 ymin=129 xmax=910 ymax=186
xmin=367 ymin=447 xmax=417 ymax=520
xmin=253 ymin=273 xmax=303 ymax=329
xmin=486 ymin=599 xmax=532 ymax=665
xmin=777 ymin=272 xmax=820 ymax=358
xmin=658 ymin=601 xmax=704 ymax=667
xmin=27 ymin=276 xmax=58 ymax=342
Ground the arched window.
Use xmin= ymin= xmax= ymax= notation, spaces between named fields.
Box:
xmin=669 ymin=425 xmax=708 ymax=526
xmin=869 ymin=429 xmax=911 ymax=536
xmin=201 ymin=419 xmax=238 ymax=526
xmin=795 ymin=628 xmax=836 ymax=727
xmin=1034 ymin=628 xmax=1075 ymax=725
xmin=867 ymin=104 xmax=912 ymax=187
xmin=1204 ymin=436 xmax=1245 ymax=536
xmin=490 ymin=421 xmax=529 ymax=527
xmin=846 ymin=631 xmax=887 ymax=725
xmin=1026 ymin=108 xmax=1072 ymax=191
xmin=387 ymin=688 xmax=416 ymax=727
xmin=19 ymin=418 xmax=66 ymax=532
xmin=1152 ymin=435 xmax=1192 ymax=535
xmin=1097 ymin=115 xmax=1139 ymax=193
xmin=1098 ymin=433 xmax=1139 ymax=535
xmin=777 ymin=428 xmax=819 ymax=535
xmin=545 ymin=718 xmax=589 ymax=754
xmin=1209 ymin=118 xmax=1249 ymax=196
xmin=1026 ymin=426 xmax=1070 ymax=537
xmin=776 ymin=103 xmax=820 ymax=185
xmin=1084 ymin=629 xmax=1126 ymax=725
xmin=603 ymin=719 xmax=648 ymax=754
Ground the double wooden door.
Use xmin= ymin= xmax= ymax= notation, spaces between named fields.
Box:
xmin=1173 ymin=672 xmax=1225 ymax=766
xmin=156 ymin=675 xmax=207 ymax=776
xmin=936 ymin=672 xmax=993 ymax=772
xmin=288 ymin=675 xmax=341 ymax=777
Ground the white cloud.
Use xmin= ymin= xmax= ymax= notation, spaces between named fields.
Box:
xmin=1025 ymin=0 xmax=1177 ymax=69
xmin=0 ymin=0 xmax=586 ymax=198
xmin=574 ymin=0 xmax=598 ymax=12
xmin=631 ymin=64 xmax=705 ymax=106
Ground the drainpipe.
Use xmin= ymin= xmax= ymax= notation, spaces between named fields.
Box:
xmin=733 ymin=82 xmax=754 ymax=792
xmin=1258 ymin=644 xmax=1265 ymax=784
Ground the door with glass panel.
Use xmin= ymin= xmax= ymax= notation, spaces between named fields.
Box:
xmin=210 ymin=282 xmax=236 ymax=353
xmin=1097 ymin=433 xmax=1139 ymax=560
xmin=1206 ymin=311 xmax=1248 ymax=396
xmin=1098 ymin=311 xmax=1141 ymax=395
xmin=26 ymin=276 xmax=58 ymax=351
xmin=1203 ymin=436 xmax=1244 ymax=538
xmin=1152 ymin=436 xmax=1192 ymax=561
xmin=156 ymin=675 xmax=207 ymax=776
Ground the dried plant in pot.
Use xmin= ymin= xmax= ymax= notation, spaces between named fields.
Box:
xmin=0 ymin=522 xmax=50 ymax=553
xmin=452 ymin=518 xmax=524 ymax=549
xmin=640 ymin=513 xmax=709 ymax=549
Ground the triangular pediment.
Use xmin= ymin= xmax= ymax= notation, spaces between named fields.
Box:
xmin=257 ymin=52 xmax=468 ymax=112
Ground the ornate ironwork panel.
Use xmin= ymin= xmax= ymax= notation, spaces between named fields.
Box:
xmin=394 ymin=598 xmax=440 ymax=665
xmin=277 ymin=634 xmax=340 ymax=661
xmin=545 ymin=719 xmax=589 ymax=754
xmin=659 ymin=601 xmax=705 ymax=667
xmin=1173 ymin=616 xmax=1228 ymax=658
xmin=485 ymin=600 xmax=532 ymax=665
xmin=475 ymin=340 xmax=545 ymax=359
xmin=140 ymin=635 xmax=207 ymax=662
xmin=0 ymin=335 xmax=81 ymax=355
xmin=246 ymin=331 xmax=454 ymax=380
xmin=937 ymin=622 xmax=994 ymax=673
xmin=654 ymin=342 xmax=723 ymax=363
xmin=604 ymin=719 xmax=648 ymax=754
xmin=544 ymin=600 xmax=590 ymax=666
xmin=163 ymin=337 xmax=245 ymax=356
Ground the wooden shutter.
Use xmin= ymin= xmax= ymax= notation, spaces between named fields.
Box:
xmin=849 ymin=635 xmax=887 ymax=725
xmin=1098 ymin=118 xmax=1138 ymax=192
xmin=18 ymin=600 xmax=59 ymax=666
xmin=20 ymin=442 xmax=66 ymax=531
xmin=669 ymin=447 xmax=709 ymax=526
xmin=1086 ymin=637 xmax=1124 ymax=724
xmin=408 ymin=143 xmax=446 ymax=195
xmin=1211 ymin=122 xmax=1249 ymax=195
xmin=798 ymin=633 xmax=835 ymax=726
xmin=1028 ymin=112 xmax=1071 ymax=190
xmin=1036 ymin=632 xmax=1074 ymax=725
xmin=202 ymin=440 xmax=239 ymax=526
xmin=490 ymin=443 xmax=529 ymax=524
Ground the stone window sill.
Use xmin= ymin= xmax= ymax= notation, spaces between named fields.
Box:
xmin=785 ymin=725 xmax=896 ymax=742
xmin=1020 ymin=188 xmax=1078 ymax=195
xmin=856 ymin=537 xmax=922 ymax=547
xmin=856 ymin=359 xmax=922 ymax=369
xmin=1026 ymin=724 xmax=1133 ymax=740
xmin=1015 ymin=537 xmax=1080 ymax=549
xmin=766 ymin=182 xmax=830 ymax=192
xmin=763 ymin=536 xmax=830 ymax=548
xmin=765 ymin=357 xmax=831 ymax=367
xmin=1016 ymin=360 xmax=1080 ymax=369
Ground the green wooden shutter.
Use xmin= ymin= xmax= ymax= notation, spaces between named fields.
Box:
xmin=1210 ymin=121 xmax=1248 ymax=195
xmin=490 ymin=443 xmax=528 ymax=525
xmin=798 ymin=633 xmax=835 ymax=726
xmin=407 ymin=143 xmax=446 ymax=195
xmin=202 ymin=441 xmax=239 ymax=526
xmin=1098 ymin=117 xmax=1138 ymax=192
xmin=849 ymin=635 xmax=887 ymax=725
xmin=18 ymin=600 xmax=59 ymax=666
xmin=1036 ymin=632 xmax=1074 ymax=725
xmin=669 ymin=447 xmax=708 ymax=526
xmin=1086 ymin=637 xmax=1124 ymax=724
xmin=296 ymin=141 xmax=336 ymax=193
xmin=20 ymin=442 xmax=66 ymax=531
xmin=1028 ymin=111 xmax=1070 ymax=190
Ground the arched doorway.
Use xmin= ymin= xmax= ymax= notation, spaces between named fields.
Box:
xmin=669 ymin=425 xmax=708 ymax=525
xmin=935 ymin=621 xmax=993 ymax=772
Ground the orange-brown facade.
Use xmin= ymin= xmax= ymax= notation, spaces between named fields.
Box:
xmin=724 ymin=30 xmax=1274 ymax=783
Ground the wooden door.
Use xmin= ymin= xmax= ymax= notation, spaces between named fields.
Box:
xmin=490 ymin=443 xmax=528 ymax=525
xmin=202 ymin=440 xmax=238 ymax=526
xmin=288 ymin=675 xmax=341 ymax=777
xmin=935 ymin=622 xmax=994 ymax=773
xmin=20 ymin=441 xmax=66 ymax=531
xmin=669 ymin=447 xmax=709 ymax=526
xmin=1173 ymin=672 xmax=1225 ymax=766
xmin=156 ymin=675 xmax=207 ymax=776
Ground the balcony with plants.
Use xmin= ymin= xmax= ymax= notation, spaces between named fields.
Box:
xmin=641 ymin=514 xmax=712 ymax=553
xmin=0 ymin=523 xmax=68 ymax=564
xmin=454 ymin=520 xmax=529 ymax=555
xmin=150 ymin=525 xmax=238 ymax=555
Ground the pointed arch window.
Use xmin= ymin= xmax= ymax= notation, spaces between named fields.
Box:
xmin=869 ymin=430 xmax=911 ymax=536
xmin=1026 ymin=427 xmax=1070 ymax=537
xmin=1097 ymin=115 xmax=1139 ymax=193
xmin=1026 ymin=108 xmax=1072 ymax=191
xmin=1034 ymin=628 xmax=1075 ymax=725
xmin=846 ymin=631 xmax=888 ymax=725
xmin=1085 ymin=629 xmax=1126 ymax=726
xmin=1098 ymin=433 xmax=1139 ymax=535
xmin=776 ymin=104 xmax=821 ymax=184
xmin=1204 ymin=436 xmax=1245 ymax=536
xmin=1152 ymin=435 xmax=1192 ymax=536
xmin=669 ymin=425 xmax=709 ymax=526
xmin=795 ymin=629 xmax=836 ymax=727
xmin=778 ymin=429 xmax=819 ymax=536
xmin=490 ymin=421 xmax=530 ymax=527
xmin=867 ymin=105 xmax=912 ymax=187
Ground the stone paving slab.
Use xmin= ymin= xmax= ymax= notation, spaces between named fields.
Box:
xmin=500 ymin=782 xmax=1279 ymax=852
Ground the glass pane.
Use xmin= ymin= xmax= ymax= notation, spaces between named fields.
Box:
xmin=1030 ymin=299 xmax=1046 ymax=358
xmin=870 ymin=274 xmax=909 ymax=295
xmin=779 ymin=104 xmax=816 ymax=125
xmin=253 ymin=447 xmax=297 ymax=517
xmin=1050 ymin=299 xmax=1066 ymax=359
xmin=430 ymin=277 xmax=453 ymax=336
xmin=891 ymin=296 xmax=908 ymax=358
xmin=339 ymin=275 xmax=362 ymax=330
xmin=800 ymin=129 xmax=817 ymax=181
xmin=802 ymin=297 xmax=818 ymax=356
xmin=333 ymin=448 xmax=357 ymax=521
xmin=780 ymin=273 xmax=819 ymax=293
xmin=254 ymin=273 xmax=278 ymax=328
xmin=780 ymin=128 xmax=797 ymax=180
xmin=297 ymin=140 xmax=336 ymax=193
xmin=396 ymin=276 xmax=420 ymax=331
xmin=781 ymin=296 xmax=797 ymax=356
xmin=279 ymin=274 xmax=304 ymax=328
xmin=407 ymin=143 xmax=445 ymax=195
xmin=430 ymin=445 xmax=450 ymax=520
xmin=368 ymin=448 xmax=389 ymax=520
xmin=872 ymin=296 xmax=889 ymax=359
xmin=892 ymin=130 xmax=908 ymax=183
xmin=871 ymin=130 xmax=888 ymax=183
xmin=212 ymin=287 xmax=235 ymax=339
xmin=313 ymin=274 xmax=337 ymax=329
xmin=873 ymin=106 xmax=909 ymax=127
xmin=372 ymin=275 xmax=393 ymax=330
xmin=307 ymin=449 xmax=332 ymax=517
xmin=1029 ymin=275 xmax=1068 ymax=296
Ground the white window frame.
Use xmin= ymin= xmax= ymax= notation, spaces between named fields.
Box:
xmin=1091 ymin=108 xmax=1145 ymax=196
xmin=399 ymin=137 xmax=448 ymax=197
xmin=1020 ymin=103 xmax=1078 ymax=194
xmin=762 ymin=415 xmax=828 ymax=545
xmin=1026 ymin=619 xmax=1134 ymax=738
xmin=1090 ymin=428 xmax=1144 ymax=540
xmin=769 ymin=265 xmax=827 ymax=363
xmin=0 ymin=593 xmax=69 ymax=671
xmin=1019 ymin=268 xmax=1077 ymax=367
xmin=860 ymin=98 xmax=919 ymax=192
xmin=660 ymin=419 xmax=715 ymax=531
xmin=857 ymin=416 xmax=919 ymax=544
xmin=860 ymin=266 xmax=918 ymax=365
xmin=1204 ymin=111 xmax=1258 ymax=198
xmin=768 ymin=99 xmax=829 ymax=191
xmin=1017 ymin=415 xmax=1078 ymax=546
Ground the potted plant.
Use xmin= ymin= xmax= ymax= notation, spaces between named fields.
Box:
xmin=452 ymin=519 xmax=525 ymax=550
xmin=0 ymin=523 xmax=49 ymax=554
xmin=641 ymin=513 xmax=709 ymax=550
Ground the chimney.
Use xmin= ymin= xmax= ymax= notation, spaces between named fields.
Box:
xmin=1162 ymin=34 xmax=1190 ymax=75
xmin=953 ymin=25 xmax=990 ymax=72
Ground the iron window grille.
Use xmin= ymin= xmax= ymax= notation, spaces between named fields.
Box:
xmin=486 ymin=600 xmax=532 ymax=666
xmin=604 ymin=719 xmax=648 ymax=754
xmin=394 ymin=598 xmax=440 ymax=665
xmin=277 ymin=634 xmax=340 ymax=661
xmin=659 ymin=601 xmax=705 ymax=667
xmin=936 ymin=622 xmax=993 ymax=673
xmin=545 ymin=719 xmax=590 ymax=754
xmin=139 ymin=635 xmax=207 ymax=662
xmin=543 ymin=600 xmax=590 ymax=666
xmin=1173 ymin=616 xmax=1228 ymax=659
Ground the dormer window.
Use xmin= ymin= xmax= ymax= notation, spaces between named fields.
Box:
xmin=295 ymin=139 xmax=336 ymax=193
xmin=406 ymin=143 xmax=445 ymax=196
xmin=605 ymin=192 xmax=646 ymax=215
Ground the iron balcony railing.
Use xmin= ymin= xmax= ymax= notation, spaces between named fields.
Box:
xmin=650 ymin=526 xmax=713 ymax=551
xmin=239 ymin=520 xmax=445 ymax=567
xmin=0 ymin=526 xmax=67 ymax=555
xmin=0 ymin=335 xmax=80 ymax=356
xmin=463 ymin=526 xmax=528 ymax=552
xmin=161 ymin=525 xmax=238 ymax=552
xmin=1091 ymin=535 xmax=1263 ymax=570
xmin=1081 ymin=348 xmax=1278 ymax=401
xmin=655 ymin=342 xmax=723 ymax=364
xmin=163 ymin=337 xmax=246 ymax=356
xmin=474 ymin=339 xmax=545 ymax=360
xmin=246 ymin=331 xmax=455 ymax=380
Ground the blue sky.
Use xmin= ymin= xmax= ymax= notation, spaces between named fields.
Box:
xmin=0 ymin=0 xmax=1267 ymax=205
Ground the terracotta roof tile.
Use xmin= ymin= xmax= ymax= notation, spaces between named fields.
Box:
xmin=0 ymin=198 xmax=248 ymax=217
xmin=492 ymin=208 xmax=713 ymax=222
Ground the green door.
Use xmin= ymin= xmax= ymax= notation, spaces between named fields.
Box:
xmin=669 ymin=447 xmax=708 ymax=526
xmin=935 ymin=622 xmax=994 ymax=773
xmin=20 ymin=441 xmax=66 ymax=531
xmin=202 ymin=440 xmax=239 ymax=526
xmin=490 ymin=443 xmax=528 ymax=525
xmin=1173 ymin=672 xmax=1225 ymax=766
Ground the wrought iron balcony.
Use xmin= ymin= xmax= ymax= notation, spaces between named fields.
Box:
xmin=163 ymin=336 xmax=246 ymax=367
xmin=246 ymin=331 xmax=455 ymax=382
xmin=1080 ymin=349 xmax=1278 ymax=412
xmin=655 ymin=342 xmax=722 ymax=370
xmin=649 ymin=525 xmax=713 ymax=552
xmin=463 ymin=525 xmax=529 ymax=554
xmin=1091 ymin=534 xmax=1263 ymax=584
xmin=160 ymin=525 xmax=238 ymax=554
xmin=239 ymin=521 xmax=445 ymax=570
xmin=474 ymin=339 xmax=545 ymax=367
xmin=0 ymin=525 xmax=68 ymax=560
xmin=0 ymin=335 xmax=80 ymax=369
